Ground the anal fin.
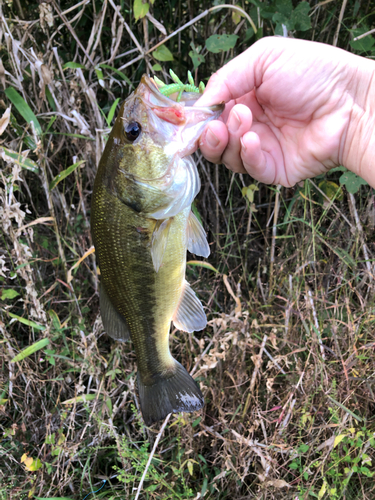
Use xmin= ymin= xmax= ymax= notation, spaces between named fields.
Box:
xmin=172 ymin=280 xmax=207 ymax=333
xmin=151 ymin=218 xmax=172 ymax=272
xmin=100 ymin=283 xmax=130 ymax=341
xmin=187 ymin=211 xmax=210 ymax=258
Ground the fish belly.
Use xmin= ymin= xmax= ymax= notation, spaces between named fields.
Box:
xmin=91 ymin=185 xmax=204 ymax=424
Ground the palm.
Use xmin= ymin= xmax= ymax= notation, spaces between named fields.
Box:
xmin=199 ymin=37 xmax=356 ymax=186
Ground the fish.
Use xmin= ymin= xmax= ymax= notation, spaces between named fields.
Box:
xmin=91 ymin=75 xmax=223 ymax=425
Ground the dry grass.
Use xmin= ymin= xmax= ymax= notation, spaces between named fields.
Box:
xmin=1 ymin=1 xmax=375 ymax=499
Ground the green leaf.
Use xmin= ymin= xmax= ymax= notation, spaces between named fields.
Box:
xmin=298 ymin=444 xmax=309 ymax=453
xmin=318 ymin=482 xmax=327 ymax=499
xmin=275 ymin=0 xmax=293 ymax=16
xmin=189 ymin=51 xmax=205 ymax=71
xmin=244 ymin=27 xmax=255 ymax=41
xmin=192 ymin=416 xmax=201 ymax=427
xmin=35 ymin=497 xmax=74 ymax=500
xmin=1 ymin=289 xmax=20 ymax=300
xmin=291 ymin=2 xmax=311 ymax=31
xmin=360 ymin=466 xmax=374 ymax=477
xmin=334 ymin=434 xmax=347 ymax=448
xmin=339 ymin=171 xmax=368 ymax=194
xmin=45 ymin=86 xmax=56 ymax=111
xmin=95 ymin=66 xmax=105 ymax=88
xmin=329 ymin=165 xmax=346 ymax=173
xmin=5 ymin=87 xmax=42 ymax=136
xmin=275 ymin=21 xmax=289 ymax=36
xmin=62 ymin=393 xmax=100 ymax=405
xmin=134 ymin=0 xmax=149 ymax=20
xmin=206 ymin=34 xmax=239 ymax=53
xmin=48 ymin=310 xmax=62 ymax=331
xmin=0 ymin=146 xmax=39 ymax=173
xmin=106 ymin=98 xmax=121 ymax=126
xmin=63 ymin=62 xmax=86 ymax=69
xmin=350 ymin=27 xmax=375 ymax=52
xmin=152 ymin=45 xmax=174 ymax=61
xmin=318 ymin=180 xmax=343 ymax=201
xmin=7 ymin=312 xmax=46 ymax=331
xmin=260 ymin=5 xmax=276 ymax=20
xmin=152 ymin=63 xmax=162 ymax=71
xmin=49 ymin=160 xmax=85 ymax=191
xmin=10 ymin=338 xmax=50 ymax=363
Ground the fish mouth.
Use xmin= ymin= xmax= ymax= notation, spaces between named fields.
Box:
xmin=141 ymin=75 xmax=224 ymax=118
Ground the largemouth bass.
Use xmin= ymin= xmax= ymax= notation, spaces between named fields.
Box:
xmin=91 ymin=75 xmax=223 ymax=425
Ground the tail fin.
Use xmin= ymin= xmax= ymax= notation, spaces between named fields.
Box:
xmin=137 ymin=361 xmax=204 ymax=426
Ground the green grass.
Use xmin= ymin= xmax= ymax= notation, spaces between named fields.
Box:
xmin=1 ymin=0 xmax=375 ymax=499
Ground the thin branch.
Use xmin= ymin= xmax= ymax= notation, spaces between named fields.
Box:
xmin=50 ymin=0 xmax=95 ymax=65
xmin=353 ymin=27 xmax=375 ymax=41
xmin=134 ymin=414 xmax=171 ymax=500
xmin=145 ymin=5 xmax=256 ymax=56
xmin=333 ymin=0 xmax=348 ymax=47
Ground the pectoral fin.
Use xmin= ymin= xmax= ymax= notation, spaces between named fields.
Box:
xmin=172 ymin=280 xmax=207 ymax=333
xmin=186 ymin=211 xmax=210 ymax=258
xmin=99 ymin=283 xmax=130 ymax=341
xmin=151 ymin=218 xmax=172 ymax=272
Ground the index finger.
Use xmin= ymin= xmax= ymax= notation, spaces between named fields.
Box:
xmin=196 ymin=38 xmax=270 ymax=107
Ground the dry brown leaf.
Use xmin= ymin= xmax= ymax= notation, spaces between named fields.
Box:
xmin=264 ymin=479 xmax=290 ymax=488
xmin=0 ymin=107 xmax=11 ymax=136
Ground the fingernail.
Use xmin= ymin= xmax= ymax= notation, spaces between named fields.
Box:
xmin=228 ymin=110 xmax=241 ymax=133
xmin=205 ymin=129 xmax=220 ymax=148
xmin=240 ymin=137 xmax=247 ymax=152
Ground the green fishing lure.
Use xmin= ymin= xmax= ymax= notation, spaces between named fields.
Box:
xmin=153 ymin=69 xmax=205 ymax=102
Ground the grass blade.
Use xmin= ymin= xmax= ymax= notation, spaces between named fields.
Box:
xmin=327 ymin=395 xmax=363 ymax=422
xmin=49 ymin=160 xmax=85 ymax=191
xmin=99 ymin=64 xmax=132 ymax=85
xmin=106 ymin=97 xmax=121 ymax=126
xmin=5 ymin=87 xmax=42 ymax=136
xmin=62 ymin=394 xmax=100 ymax=405
xmin=7 ymin=311 xmax=46 ymax=331
xmin=0 ymin=147 xmax=39 ymax=173
xmin=10 ymin=338 xmax=50 ymax=363
xmin=187 ymin=260 xmax=219 ymax=273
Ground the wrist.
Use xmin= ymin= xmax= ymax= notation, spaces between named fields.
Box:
xmin=341 ymin=55 xmax=375 ymax=187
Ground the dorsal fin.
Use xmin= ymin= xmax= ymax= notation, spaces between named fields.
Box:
xmin=172 ymin=280 xmax=207 ymax=333
xmin=186 ymin=211 xmax=210 ymax=258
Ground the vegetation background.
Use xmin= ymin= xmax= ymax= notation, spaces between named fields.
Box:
xmin=1 ymin=0 xmax=375 ymax=498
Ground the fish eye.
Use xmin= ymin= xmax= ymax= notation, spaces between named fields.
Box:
xmin=125 ymin=121 xmax=142 ymax=142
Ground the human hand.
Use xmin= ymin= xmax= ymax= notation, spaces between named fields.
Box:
xmin=197 ymin=36 xmax=373 ymax=187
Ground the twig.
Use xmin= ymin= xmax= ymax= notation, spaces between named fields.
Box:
xmin=190 ymin=339 xmax=214 ymax=376
xmin=134 ymin=413 xmax=171 ymax=500
xmin=333 ymin=0 xmax=348 ymax=47
xmin=249 ymin=335 xmax=268 ymax=393
xmin=278 ymin=398 xmax=296 ymax=435
xmin=348 ymin=192 xmax=373 ymax=277
xmin=196 ymin=154 xmax=229 ymax=230
xmin=269 ymin=185 xmax=281 ymax=294
xmin=145 ymin=5 xmax=256 ymax=56
xmin=307 ymin=290 xmax=326 ymax=360
xmin=353 ymin=27 xmax=375 ymax=41
xmin=108 ymin=0 xmax=144 ymax=56
xmin=50 ymin=0 xmax=95 ymax=66
xmin=309 ymin=179 xmax=353 ymax=228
